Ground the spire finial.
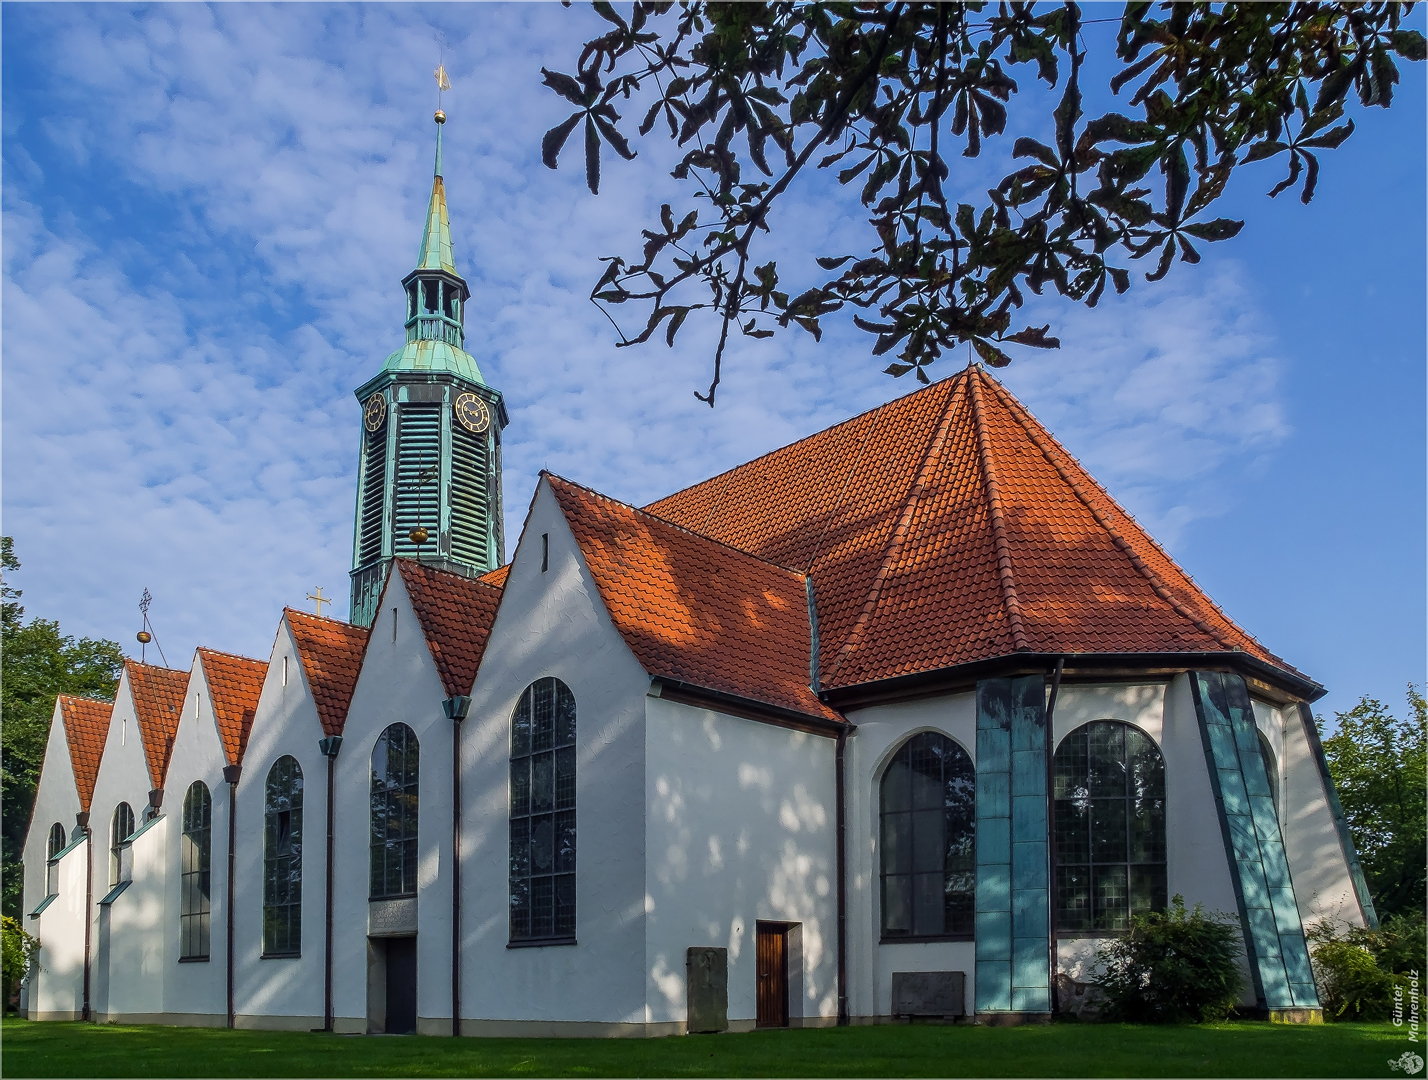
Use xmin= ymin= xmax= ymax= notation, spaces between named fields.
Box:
xmin=433 ymin=56 xmax=451 ymax=176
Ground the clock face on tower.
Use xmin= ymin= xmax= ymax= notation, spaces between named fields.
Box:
xmin=454 ymin=392 xmax=491 ymax=435
xmin=363 ymin=393 xmax=387 ymax=433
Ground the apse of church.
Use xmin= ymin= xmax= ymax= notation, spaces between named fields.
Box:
xmin=349 ymin=111 xmax=507 ymax=628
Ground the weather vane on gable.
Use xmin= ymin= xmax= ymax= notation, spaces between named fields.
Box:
xmin=135 ymin=587 xmax=170 ymax=667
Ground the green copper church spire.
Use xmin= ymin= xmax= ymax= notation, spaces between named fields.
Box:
xmin=348 ymin=104 xmax=509 ymax=628
xmin=415 ymin=112 xmax=457 ymax=274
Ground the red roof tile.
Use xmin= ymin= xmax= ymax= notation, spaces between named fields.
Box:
xmin=197 ymin=648 xmax=266 ymax=767
xmin=396 ymin=559 xmax=504 ymax=699
xmin=124 ymin=661 xmax=189 ymax=789
xmin=285 ymin=609 xmax=370 ymax=737
xmin=57 ymin=695 xmax=112 ymax=814
xmin=480 ymin=565 xmax=510 ymax=588
xmin=648 ymin=366 xmax=1296 ymax=690
xmin=546 ymin=475 xmax=843 ymax=723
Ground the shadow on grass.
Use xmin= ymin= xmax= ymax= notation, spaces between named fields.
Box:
xmin=0 ymin=1015 xmax=1404 ymax=1079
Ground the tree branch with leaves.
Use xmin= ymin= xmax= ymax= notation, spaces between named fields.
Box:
xmin=541 ymin=1 xmax=1423 ymax=404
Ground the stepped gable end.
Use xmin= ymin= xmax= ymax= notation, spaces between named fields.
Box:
xmin=197 ymin=648 xmax=267 ymax=768
xmin=395 ymin=559 xmax=504 ymax=700
xmin=285 ymin=610 xmax=371 ymax=738
xmin=58 ymin=695 xmax=114 ymax=815
xmin=547 ymin=474 xmax=842 ymax=724
xmin=124 ymin=660 xmax=190 ymax=789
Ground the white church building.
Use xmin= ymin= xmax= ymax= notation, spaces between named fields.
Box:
xmin=20 ymin=114 xmax=1376 ymax=1035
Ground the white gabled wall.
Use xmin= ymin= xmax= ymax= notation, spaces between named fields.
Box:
xmin=842 ymin=692 xmax=977 ymax=1021
xmin=329 ymin=572 xmax=452 ymax=1034
xmin=23 ymin=700 xmax=82 ymax=924
xmin=459 ymin=478 xmax=652 ymax=1031
xmin=29 ymin=835 xmax=89 ymax=1020
xmin=230 ymin=624 xmax=326 ymax=1028
xmin=157 ymin=653 xmax=234 ymax=1023
xmin=97 ymin=814 xmax=168 ymax=1021
xmin=644 ymin=696 xmax=838 ymax=1029
xmin=87 ymin=666 xmax=162 ymax=1018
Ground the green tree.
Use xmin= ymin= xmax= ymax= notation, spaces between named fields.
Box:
xmin=542 ymin=2 xmax=1424 ymax=404
xmin=1 ymin=538 xmax=124 ymax=919
xmin=1320 ymin=687 xmax=1427 ymax=919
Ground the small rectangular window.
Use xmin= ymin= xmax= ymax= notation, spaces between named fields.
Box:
xmin=282 ymin=655 xmax=288 ymax=687
xmin=541 ymin=533 xmax=549 ymax=572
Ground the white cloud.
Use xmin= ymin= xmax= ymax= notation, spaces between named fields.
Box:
xmin=3 ymin=4 xmax=1290 ymax=666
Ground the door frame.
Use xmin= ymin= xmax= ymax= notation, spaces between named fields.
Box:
xmin=755 ymin=921 xmax=791 ymax=1029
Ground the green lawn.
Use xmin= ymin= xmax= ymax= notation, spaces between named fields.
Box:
xmin=0 ymin=1015 xmax=1406 ymax=1078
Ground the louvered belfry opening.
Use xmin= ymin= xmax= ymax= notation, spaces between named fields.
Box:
xmin=358 ymin=425 xmax=387 ymax=566
xmin=449 ymin=420 xmax=489 ymax=566
xmin=392 ymin=403 xmax=442 ymax=557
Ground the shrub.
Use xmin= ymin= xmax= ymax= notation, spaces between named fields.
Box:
xmin=1 ymin=915 xmax=39 ymax=1011
xmin=1095 ymin=896 xmax=1245 ymax=1023
xmin=1308 ymin=912 xmax=1425 ymax=1021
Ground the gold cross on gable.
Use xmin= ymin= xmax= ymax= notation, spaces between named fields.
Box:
xmin=306 ymin=587 xmax=331 ymax=617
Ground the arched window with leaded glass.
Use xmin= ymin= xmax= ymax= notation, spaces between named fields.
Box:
xmin=47 ymin=822 xmax=66 ymax=860
xmin=263 ymin=756 xmax=303 ymax=956
xmin=181 ymin=781 xmax=212 ymax=960
xmin=370 ymin=724 xmax=420 ymax=899
xmin=1053 ymin=721 xmax=1166 ymax=933
xmin=110 ymin=802 xmax=134 ymax=887
xmin=509 ymin=678 xmax=576 ymax=943
xmin=879 ymin=731 xmax=976 ymax=940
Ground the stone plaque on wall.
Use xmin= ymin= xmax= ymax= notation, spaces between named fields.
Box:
xmin=368 ymin=897 xmax=417 ymax=937
xmin=891 ymin=970 xmax=966 ymax=1018
xmin=686 ymin=947 xmax=728 ymax=1033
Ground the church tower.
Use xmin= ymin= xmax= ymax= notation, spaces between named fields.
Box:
xmin=349 ymin=110 xmax=507 ymax=628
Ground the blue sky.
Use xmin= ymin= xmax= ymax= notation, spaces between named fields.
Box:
xmin=3 ymin=4 xmax=1423 ymax=722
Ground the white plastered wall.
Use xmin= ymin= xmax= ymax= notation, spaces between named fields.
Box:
xmin=1252 ymin=698 xmax=1364 ymax=932
xmin=87 ymin=667 xmax=164 ymax=1019
xmin=28 ymin=835 xmax=90 ymax=1020
xmin=97 ymin=814 xmax=168 ymax=1021
xmin=644 ymin=695 xmax=838 ymax=1029
xmin=329 ymin=577 xmax=455 ymax=1035
xmin=157 ymin=652 xmax=235 ymax=1023
xmin=841 ymin=691 xmax=977 ymax=1022
xmin=23 ymin=700 xmax=84 ymax=927
xmin=230 ymin=626 xmax=327 ymax=1029
xmin=457 ymin=478 xmax=652 ymax=1033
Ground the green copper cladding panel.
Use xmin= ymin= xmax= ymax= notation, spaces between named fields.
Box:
xmin=975 ymin=675 xmax=1050 ymax=1014
xmin=1190 ymin=671 xmax=1319 ymax=1010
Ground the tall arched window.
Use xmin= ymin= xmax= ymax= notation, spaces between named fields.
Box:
xmin=370 ymin=724 xmax=420 ymax=899
xmin=509 ymin=678 xmax=576 ymax=943
xmin=181 ymin=781 xmax=212 ymax=960
xmin=1258 ymin=731 xmax=1281 ymax=821
xmin=110 ymin=802 xmax=134 ymax=887
xmin=47 ymin=823 xmax=66 ymax=860
xmin=1053 ymin=721 xmax=1166 ymax=933
xmin=263 ymin=757 xmax=303 ymax=956
xmin=879 ymin=731 xmax=976 ymax=939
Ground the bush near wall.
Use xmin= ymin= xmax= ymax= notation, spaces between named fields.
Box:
xmin=1095 ymin=896 xmax=1246 ymax=1024
xmin=2 ymin=915 xmax=39 ymax=1012
xmin=1308 ymin=913 xmax=1426 ymax=1021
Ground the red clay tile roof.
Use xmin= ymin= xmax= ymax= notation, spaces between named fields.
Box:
xmin=546 ymin=475 xmax=843 ymax=723
xmin=285 ymin=609 xmax=370 ymax=737
xmin=648 ymin=365 xmax=1294 ymax=690
xmin=57 ymin=695 xmax=113 ymax=814
xmin=197 ymin=648 xmax=266 ymax=767
xmin=480 ymin=565 xmax=510 ymax=588
xmin=396 ymin=559 xmax=504 ymax=699
xmin=125 ymin=661 xmax=189 ymax=789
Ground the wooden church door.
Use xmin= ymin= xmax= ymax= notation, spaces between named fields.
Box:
xmin=755 ymin=923 xmax=788 ymax=1028
xmin=385 ymin=937 xmax=418 ymax=1034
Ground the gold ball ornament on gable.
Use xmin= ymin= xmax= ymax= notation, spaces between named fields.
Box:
xmin=136 ymin=631 xmax=152 ymax=644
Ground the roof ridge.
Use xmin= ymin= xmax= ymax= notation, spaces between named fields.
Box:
xmin=196 ymin=646 xmax=266 ymax=665
xmin=825 ymin=372 xmax=965 ymax=685
xmin=969 ymin=368 xmax=1030 ymax=651
xmin=980 ymin=373 xmax=1241 ymax=652
xmin=283 ymin=606 xmax=363 ymax=629
xmin=125 ymin=657 xmax=183 ymax=674
xmin=546 ymin=473 xmax=810 ymax=580
xmin=646 ymin=377 xmax=954 ymax=510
